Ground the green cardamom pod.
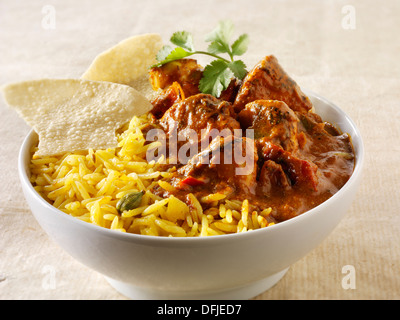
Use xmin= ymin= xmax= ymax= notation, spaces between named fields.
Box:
xmin=116 ymin=191 xmax=144 ymax=213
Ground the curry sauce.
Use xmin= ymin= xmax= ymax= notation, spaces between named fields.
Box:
xmin=147 ymin=55 xmax=355 ymax=223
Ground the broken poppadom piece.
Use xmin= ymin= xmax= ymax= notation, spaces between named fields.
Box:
xmin=81 ymin=33 xmax=163 ymax=100
xmin=2 ymin=78 xmax=152 ymax=156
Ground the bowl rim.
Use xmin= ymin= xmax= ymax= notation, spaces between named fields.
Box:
xmin=18 ymin=90 xmax=364 ymax=245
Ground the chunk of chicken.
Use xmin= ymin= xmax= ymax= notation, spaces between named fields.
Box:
xmin=237 ymin=100 xmax=299 ymax=153
xmin=150 ymin=81 xmax=185 ymax=119
xmin=259 ymin=160 xmax=291 ymax=194
xmin=233 ymin=55 xmax=313 ymax=113
xmin=149 ymin=59 xmax=203 ymax=97
xmin=258 ymin=141 xmax=319 ymax=193
xmin=177 ymin=135 xmax=258 ymax=196
xmin=159 ymin=93 xmax=241 ymax=141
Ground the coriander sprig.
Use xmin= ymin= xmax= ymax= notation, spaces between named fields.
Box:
xmin=152 ymin=20 xmax=249 ymax=98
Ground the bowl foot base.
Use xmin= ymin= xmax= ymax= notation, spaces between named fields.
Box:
xmin=105 ymin=268 xmax=288 ymax=300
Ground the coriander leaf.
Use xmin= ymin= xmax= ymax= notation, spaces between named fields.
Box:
xmin=206 ymin=40 xmax=231 ymax=58
xmin=204 ymin=20 xmax=234 ymax=59
xmin=152 ymin=20 xmax=250 ymax=97
xmin=231 ymin=34 xmax=249 ymax=56
xmin=199 ymin=60 xmax=234 ymax=97
xmin=207 ymin=41 xmax=228 ymax=55
xmin=156 ymin=45 xmax=174 ymax=62
xmin=170 ymin=31 xmax=195 ymax=52
xmin=205 ymin=20 xmax=234 ymax=45
xmin=228 ymin=60 xmax=247 ymax=80
xmin=153 ymin=47 xmax=192 ymax=67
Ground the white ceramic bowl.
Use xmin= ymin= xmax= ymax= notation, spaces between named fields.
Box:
xmin=18 ymin=91 xmax=364 ymax=300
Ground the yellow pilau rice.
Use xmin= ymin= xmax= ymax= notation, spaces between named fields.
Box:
xmin=30 ymin=113 xmax=275 ymax=237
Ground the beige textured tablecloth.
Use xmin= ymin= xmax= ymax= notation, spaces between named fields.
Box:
xmin=1 ymin=0 xmax=399 ymax=300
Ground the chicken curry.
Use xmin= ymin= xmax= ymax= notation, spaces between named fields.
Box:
xmin=146 ymin=55 xmax=355 ymax=224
